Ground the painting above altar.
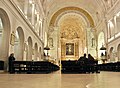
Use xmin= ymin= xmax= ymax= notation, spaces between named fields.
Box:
xmin=66 ymin=43 xmax=74 ymax=55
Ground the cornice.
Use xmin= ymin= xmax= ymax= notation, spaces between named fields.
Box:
xmin=107 ymin=34 xmax=120 ymax=45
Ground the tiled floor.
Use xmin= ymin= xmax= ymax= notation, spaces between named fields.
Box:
xmin=0 ymin=71 xmax=120 ymax=88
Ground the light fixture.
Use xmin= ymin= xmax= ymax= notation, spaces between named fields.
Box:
xmin=44 ymin=42 xmax=50 ymax=56
xmin=44 ymin=45 xmax=50 ymax=50
xmin=100 ymin=44 xmax=107 ymax=63
xmin=100 ymin=44 xmax=106 ymax=50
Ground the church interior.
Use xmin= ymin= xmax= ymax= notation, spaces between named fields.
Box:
xmin=0 ymin=0 xmax=120 ymax=88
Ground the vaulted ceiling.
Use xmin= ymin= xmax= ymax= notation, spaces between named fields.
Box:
xmin=43 ymin=0 xmax=107 ymax=40
xmin=43 ymin=0 xmax=106 ymax=27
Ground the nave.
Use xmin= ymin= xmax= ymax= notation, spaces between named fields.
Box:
xmin=0 ymin=0 xmax=120 ymax=88
xmin=0 ymin=71 xmax=120 ymax=88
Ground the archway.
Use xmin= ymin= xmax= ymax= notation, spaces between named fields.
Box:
xmin=0 ymin=17 xmax=3 ymax=53
xmin=0 ymin=8 xmax=10 ymax=61
xmin=39 ymin=47 xmax=42 ymax=61
xmin=109 ymin=47 xmax=114 ymax=62
xmin=117 ymin=44 xmax=120 ymax=61
xmin=98 ymin=32 xmax=105 ymax=62
xmin=48 ymin=7 xmax=95 ymax=63
xmin=49 ymin=7 xmax=94 ymax=27
xmin=27 ymin=37 xmax=33 ymax=61
xmin=34 ymin=43 xmax=38 ymax=61
xmin=14 ymin=27 xmax=24 ymax=60
xmin=59 ymin=14 xmax=86 ymax=60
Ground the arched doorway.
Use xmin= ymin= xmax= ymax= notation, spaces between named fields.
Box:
xmin=27 ymin=37 xmax=33 ymax=61
xmin=109 ymin=47 xmax=114 ymax=62
xmin=39 ymin=47 xmax=41 ymax=61
xmin=48 ymin=7 xmax=95 ymax=64
xmin=98 ymin=32 xmax=105 ymax=62
xmin=117 ymin=44 xmax=120 ymax=61
xmin=0 ymin=8 xmax=10 ymax=61
xmin=34 ymin=43 xmax=38 ymax=61
xmin=14 ymin=27 xmax=24 ymax=60
xmin=0 ymin=16 xmax=4 ymax=53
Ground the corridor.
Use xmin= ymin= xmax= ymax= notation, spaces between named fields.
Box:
xmin=0 ymin=71 xmax=120 ymax=88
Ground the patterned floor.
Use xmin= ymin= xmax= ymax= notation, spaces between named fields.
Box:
xmin=0 ymin=71 xmax=120 ymax=88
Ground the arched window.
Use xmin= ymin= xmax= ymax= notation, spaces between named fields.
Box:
xmin=27 ymin=37 xmax=33 ymax=61
xmin=14 ymin=27 xmax=24 ymax=61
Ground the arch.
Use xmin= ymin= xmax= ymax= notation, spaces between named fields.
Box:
xmin=0 ymin=8 xmax=11 ymax=61
xmin=39 ymin=47 xmax=42 ymax=61
xmin=0 ymin=16 xmax=3 ymax=51
xmin=49 ymin=7 xmax=94 ymax=28
xmin=34 ymin=43 xmax=38 ymax=61
xmin=24 ymin=43 xmax=28 ymax=61
xmin=117 ymin=44 xmax=120 ymax=61
xmin=27 ymin=37 xmax=33 ymax=61
xmin=98 ymin=32 xmax=105 ymax=60
xmin=109 ymin=47 xmax=114 ymax=62
xmin=48 ymin=7 xmax=95 ymax=61
xmin=14 ymin=27 xmax=24 ymax=61
xmin=44 ymin=32 xmax=47 ymax=47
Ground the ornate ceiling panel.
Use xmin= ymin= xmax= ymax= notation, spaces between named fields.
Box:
xmin=44 ymin=0 xmax=106 ymax=26
xmin=59 ymin=13 xmax=85 ymax=40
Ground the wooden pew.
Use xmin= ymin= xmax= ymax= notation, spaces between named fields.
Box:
xmin=98 ymin=62 xmax=120 ymax=72
xmin=61 ymin=60 xmax=99 ymax=74
xmin=11 ymin=61 xmax=59 ymax=74
xmin=0 ymin=61 xmax=4 ymax=70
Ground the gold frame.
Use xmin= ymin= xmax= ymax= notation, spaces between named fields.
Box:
xmin=66 ymin=43 xmax=74 ymax=55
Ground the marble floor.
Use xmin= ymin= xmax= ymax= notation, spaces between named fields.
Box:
xmin=0 ymin=71 xmax=120 ymax=88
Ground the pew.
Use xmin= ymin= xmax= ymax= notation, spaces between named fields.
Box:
xmin=61 ymin=60 xmax=99 ymax=74
xmin=0 ymin=61 xmax=4 ymax=70
xmin=11 ymin=61 xmax=59 ymax=74
xmin=98 ymin=62 xmax=120 ymax=72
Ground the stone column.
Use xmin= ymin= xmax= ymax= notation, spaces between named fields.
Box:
xmin=24 ymin=0 xmax=29 ymax=18
xmin=40 ymin=19 xmax=43 ymax=39
xmin=85 ymin=27 xmax=91 ymax=55
xmin=113 ymin=16 xmax=117 ymax=37
xmin=42 ymin=18 xmax=45 ymax=41
xmin=31 ymin=3 xmax=35 ymax=26
xmin=107 ymin=22 xmax=111 ymax=38
xmin=35 ymin=13 xmax=40 ymax=34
